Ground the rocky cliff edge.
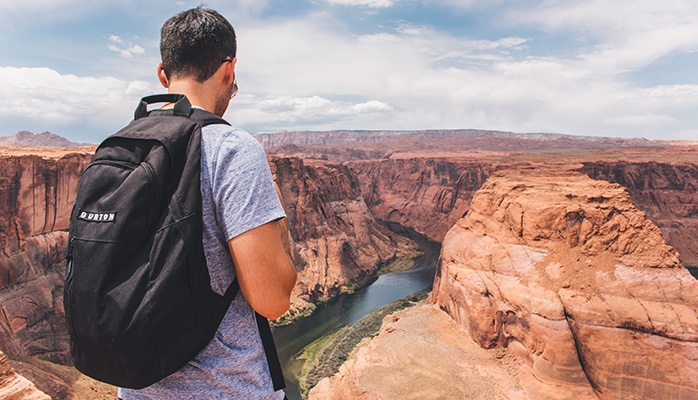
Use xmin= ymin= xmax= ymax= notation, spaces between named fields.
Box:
xmin=433 ymin=165 xmax=698 ymax=399
xmin=0 ymin=351 xmax=49 ymax=400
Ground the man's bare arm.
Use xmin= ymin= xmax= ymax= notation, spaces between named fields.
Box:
xmin=228 ymin=219 xmax=296 ymax=320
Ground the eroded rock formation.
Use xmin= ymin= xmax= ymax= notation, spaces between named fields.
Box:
xmin=0 ymin=153 xmax=90 ymax=363
xmin=0 ymin=351 xmax=50 ymax=400
xmin=580 ymin=161 xmax=698 ymax=267
xmin=3 ymin=141 xmax=698 ymax=398
xmin=432 ymin=165 xmax=698 ymax=399
xmin=0 ymin=152 xmax=408 ymax=355
xmin=350 ymin=157 xmax=491 ymax=242
xmin=271 ymin=157 xmax=405 ymax=305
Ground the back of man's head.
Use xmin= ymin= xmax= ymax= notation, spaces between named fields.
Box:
xmin=160 ymin=7 xmax=236 ymax=83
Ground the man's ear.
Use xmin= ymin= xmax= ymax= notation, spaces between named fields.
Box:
xmin=157 ymin=62 xmax=169 ymax=88
xmin=224 ymin=57 xmax=237 ymax=85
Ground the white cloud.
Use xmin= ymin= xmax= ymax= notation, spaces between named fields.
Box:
xmin=108 ymin=43 xmax=146 ymax=58
xmin=0 ymin=66 xmax=156 ymax=141
xmin=507 ymin=0 xmax=698 ymax=72
xmin=0 ymin=0 xmax=137 ymax=22
xmin=324 ymin=0 xmax=396 ymax=7
xmin=227 ymin=9 xmax=698 ymax=139
xmin=227 ymin=95 xmax=393 ymax=130
xmin=3 ymin=1 xmax=698 ymax=141
xmin=107 ymin=34 xmax=145 ymax=58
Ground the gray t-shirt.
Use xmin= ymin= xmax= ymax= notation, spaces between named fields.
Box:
xmin=119 ymin=123 xmax=287 ymax=400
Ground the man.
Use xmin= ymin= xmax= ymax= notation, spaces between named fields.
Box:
xmin=118 ymin=7 xmax=297 ymax=400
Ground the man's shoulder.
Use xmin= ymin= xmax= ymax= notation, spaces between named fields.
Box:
xmin=201 ymin=124 xmax=262 ymax=152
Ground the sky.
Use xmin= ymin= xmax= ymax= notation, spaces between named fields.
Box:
xmin=1 ymin=0 xmax=697 ymax=143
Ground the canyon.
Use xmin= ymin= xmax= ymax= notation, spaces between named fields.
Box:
xmin=0 ymin=131 xmax=697 ymax=399
xmin=309 ymin=158 xmax=698 ymax=399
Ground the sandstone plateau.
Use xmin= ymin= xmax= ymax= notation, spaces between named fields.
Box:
xmin=432 ymin=165 xmax=698 ymax=399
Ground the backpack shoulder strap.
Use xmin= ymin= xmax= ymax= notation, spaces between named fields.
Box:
xmin=255 ymin=312 xmax=286 ymax=391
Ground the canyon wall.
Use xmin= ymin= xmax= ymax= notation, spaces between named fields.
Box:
xmin=270 ymin=156 xmax=404 ymax=306
xmin=0 ymin=153 xmax=90 ymax=363
xmin=0 ymin=152 xmax=408 ymax=363
xmin=432 ymin=165 xmax=698 ymax=399
xmin=350 ymin=157 xmax=698 ymax=269
xmin=580 ymin=161 xmax=698 ymax=267
xmin=2 ymin=143 xmax=697 ymax=399
xmin=349 ymin=158 xmax=491 ymax=242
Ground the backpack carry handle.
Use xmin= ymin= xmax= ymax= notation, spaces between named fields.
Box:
xmin=135 ymin=94 xmax=192 ymax=119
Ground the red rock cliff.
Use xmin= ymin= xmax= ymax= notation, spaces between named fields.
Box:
xmin=351 ymin=156 xmax=698 ymax=270
xmin=0 ymin=152 xmax=405 ymax=356
xmin=433 ymin=165 xmax=698 ymax=399
xmin=270 ymin=156 xmax=404 ymax=304
xmin=580 ymin=161 xmax=698 ymax=267
xmin=0 ymin=153 xmax=90 ymax=363
xmin=349 ymin=157 xmax=491 ymax=242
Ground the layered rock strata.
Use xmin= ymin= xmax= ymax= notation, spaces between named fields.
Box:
xmin=0 ymin=351 xmax=50 ymax=400
xmin=0 ymin=152 xmax=408 ymax=354
xmin=0 ymin=154 xmax=90 ymax=363
xmin=580 ymin=161 xmax=698 ymax=267
xmin=350 ymin=158 xmax=491 ymax=242
xmin=271 ymin=157 xmax=404 ymax=305
xmin=432 ymin=166 xmax=698 ymax=399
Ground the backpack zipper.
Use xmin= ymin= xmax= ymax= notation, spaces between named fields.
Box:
xmin=88 ymin=159 xmax=138 ymax=171
xmin=141 ymin=161 xmax=159 ymax=229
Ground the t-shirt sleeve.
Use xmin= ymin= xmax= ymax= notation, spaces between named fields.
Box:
xmin=210 ymin=129 xmax=286 ymax=241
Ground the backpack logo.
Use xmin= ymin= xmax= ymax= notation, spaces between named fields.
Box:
xmin=78 ymin=210 xmax=116 ymax=223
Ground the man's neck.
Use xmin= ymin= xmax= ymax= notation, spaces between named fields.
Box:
xmin=166 ymin=79 xmax=219 ymax=115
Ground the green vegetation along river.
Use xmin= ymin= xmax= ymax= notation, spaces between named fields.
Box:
xmin=272 ymin=225 xmax=441 ymax=400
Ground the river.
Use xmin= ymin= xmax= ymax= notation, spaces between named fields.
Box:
xmin=272 ymin=225 xmax=441 ymax=400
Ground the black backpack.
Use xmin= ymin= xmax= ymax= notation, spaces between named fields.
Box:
xmin=64 ymin=94 xmax=284 ymax=390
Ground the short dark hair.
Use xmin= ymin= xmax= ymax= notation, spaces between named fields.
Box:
xmin=160 ymin=7 xmax=237 ymax=82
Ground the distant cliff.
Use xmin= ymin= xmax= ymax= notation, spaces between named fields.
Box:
xmin=580 ymin=161 xmax=698 ymax=266
xmin=255 ymin=130 xmax=665 ymax=152
xmin=349 ymin=158 xmax=491 ymax=241
xmin=0 ymin=131 xmax=86 ymax=148
xmin=255 ymin=129 xmax=515 ymax=149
